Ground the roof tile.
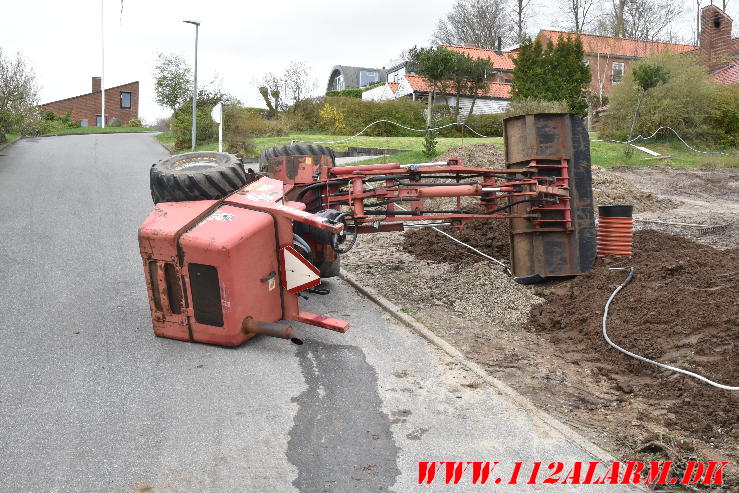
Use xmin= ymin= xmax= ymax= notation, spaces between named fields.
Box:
xmin=538 ymin=30 xmax=695 ymax=58
xmin=440 ymin=45 xmax=517 ymax=70
xmin=404 ymin=74 xmax=511 ymax=99
xmin=712 ymin=60 xmax=739 ymax=85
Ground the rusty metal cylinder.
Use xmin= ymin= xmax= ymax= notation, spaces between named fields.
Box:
xmin=241 ymin=317 xmax=296 ymax=340
xmin=597 ymin=205 xmax=633 ymax=257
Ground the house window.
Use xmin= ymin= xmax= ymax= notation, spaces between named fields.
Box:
xmin=120 ymin=91 xmax=132 ymax=109
xmin=612 ymin=62 xmax=625 ymax=84
xmin=335 ymin=74 xmax=344 ymax=91
xmin=359 ymin=70 xmax=379 ymax=87
xmin=96 ymin=115 xmax=103 ymax=127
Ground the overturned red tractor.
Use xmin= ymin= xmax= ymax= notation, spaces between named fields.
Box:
xmin=138 ymin=113 xmax=596 ymax=346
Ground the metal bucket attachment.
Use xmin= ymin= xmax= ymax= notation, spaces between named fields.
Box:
xmin=503 ymin=113 xmax=596 ymax=283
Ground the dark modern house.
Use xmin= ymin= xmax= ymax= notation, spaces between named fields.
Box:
xmin=326 ymin=66 xmax=387 ymax=92
xmin=38 ymin=77 xmax=139 ymax=127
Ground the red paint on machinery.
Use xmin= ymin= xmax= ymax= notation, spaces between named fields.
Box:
xmin=139 ymin=113 xmax=597 ymax=347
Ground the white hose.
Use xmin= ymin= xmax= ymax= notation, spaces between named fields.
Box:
xmin=603 ymin=267 xmax=738 ymax=391
xmin=594 ymin=125 xmax=725 ymax=155
xmin=291 ymin=119 xmax=493 ymax=145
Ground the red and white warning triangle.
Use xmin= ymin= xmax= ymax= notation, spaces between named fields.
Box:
xmin=279 ymin=246 xmax=321 ymax=293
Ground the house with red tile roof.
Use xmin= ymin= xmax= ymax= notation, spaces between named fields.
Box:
xmin=395 ymin=74 xmax=512 ymax=118
xmin=536 ymin=30 xmax=695 ymax=99
xmin=441 ymin=44 xmax=517 ymax=83
xmin=535 ymin=5 xmax=739 ymax=97
xmin=370 ymin=44 xmax=516 ymax=118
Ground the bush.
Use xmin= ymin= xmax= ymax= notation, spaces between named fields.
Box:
xmin=171 ymin=104 xmax=217 ymax=150
xmin=463 ymin=113 xmax=505 ymax=137
xmin=294 ymin=96 xmax=433 ymax=136
xmin=601 ymin=54 xmax=732 ymax=145
xmin=109 ymin=117 xmax=122 ymax=127
xmin=504 ymin=99 xmax=569 ymax=117
xmin=128 ymin=118 xmax=142 ymax=127
xmin=325 ymin=88 xmax=363 ymax=98
xmin=422 ymin=129 xmax=438 ymax=157
xmin=34 ymin=109 xmax=82 ymax=133
xmin=318 ymin=103 xmax=347 ymax=133
xmin=223 ymin=106 xmax=287 ymax=137
xmin=222 ymin=106 xmax=286 ymax=156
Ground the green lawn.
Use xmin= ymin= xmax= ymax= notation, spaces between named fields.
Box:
xmin=156 ymin=130 xmax=738 ymax=169
xmin=589 ymin=139 xmax=738 ymax=168
xmin=43 ymin=126 xmax=153 ymax=136
xmin=0 ymin=133 xmax=21 ymax=148
xmin=156 ymin=130 xmax=503 ymax=156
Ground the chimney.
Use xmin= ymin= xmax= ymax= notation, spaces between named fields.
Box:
xmin=92 ymin=76 xmax=101 ymax=93
xmin=464 ymin=42 xmax=477 ymax=48
xmin=495 ymin=37 xmax=503 ymax=55
xmin=700 ymin=5 xmax=733 ymax=70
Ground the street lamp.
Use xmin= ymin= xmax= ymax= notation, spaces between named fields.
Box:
xmin=183 ymin=20 xmax=200 ymax=151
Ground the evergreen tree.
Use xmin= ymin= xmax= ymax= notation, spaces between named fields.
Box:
xmin=511 ymin=34 xmax=591 ymax=115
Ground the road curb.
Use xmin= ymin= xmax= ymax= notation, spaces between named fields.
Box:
xmin=339 ymin=268 xmax=638 ymax=472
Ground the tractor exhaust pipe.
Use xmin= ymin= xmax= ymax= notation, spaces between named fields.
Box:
xmin=241 ymin=317 xmax=303 ymax=344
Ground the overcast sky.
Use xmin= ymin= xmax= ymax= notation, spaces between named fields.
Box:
xmin=2 ymin=0 xmax=736 ymax=123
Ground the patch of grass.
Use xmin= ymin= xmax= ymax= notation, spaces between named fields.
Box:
xmin=158 ymin=130 xmax=503 ymax=156
xmin=44 ymin=126 xmax=153 ymax=136
xmin=156 ymin=130 xmax=218 ymax=152
xmin=349 ymin=150 xmax=442 ymax=165
xmin=158 ymin=129 xmax=737 ymax=169
xmin=590 ymin=139 xmax=739 ymax=169
xmin=1 ymin=133 xmax=21 ymax=148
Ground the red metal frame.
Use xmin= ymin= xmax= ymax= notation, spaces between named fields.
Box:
xmin=139 ymin=157 xmax=576 ymax=347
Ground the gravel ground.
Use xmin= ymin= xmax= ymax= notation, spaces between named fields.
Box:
xmin=591 ymin=165 xmax=677 ymax=213
xmin=343 ymin=231 xmax=540 ymax=329
xmin=341 ymin=152 xmax=739 ymax=486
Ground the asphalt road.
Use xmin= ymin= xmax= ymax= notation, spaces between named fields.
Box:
xmin=0 ymin=134 xmax=631 ymax=492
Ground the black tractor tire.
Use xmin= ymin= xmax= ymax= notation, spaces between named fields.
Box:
xmin=150 ymin=152 xmax=248 ymax=204
xmin=259 ymin=144 xmax=336 ymax=171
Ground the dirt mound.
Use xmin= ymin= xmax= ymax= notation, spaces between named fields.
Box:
xmin=591 ymin=165 xmax=677 ymax=214
xmin=402 ymin=220 xmax=510 ymax=264
xmin=437 ymin=144 xmax=506 ymax=168
xmin=527 ymin=230 xmax=738 ymax=453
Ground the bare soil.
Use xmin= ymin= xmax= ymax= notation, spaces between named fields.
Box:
xmin=611 ymin=166 xmax=739 ymax=250
xmin=342 ymin=156 xmax=739 ymax=489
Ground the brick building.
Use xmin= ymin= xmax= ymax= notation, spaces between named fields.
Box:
xmin=39 ymin=77 xmax=139 ymax=127
xmin=701 ymin=5 xmax=739 ymax=85
xmin=536 ymin=31 xmax=695 ymax=99
xmin=537 ymin=4 xmax=739 ymax=97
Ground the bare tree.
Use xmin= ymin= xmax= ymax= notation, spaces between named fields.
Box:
xmin=256 ymin=62 xmax=316 ymax=116
xmin=0 ymin=48 xmax=39 ymax=142
xmin=596 ymin=0 xmax=684 ymax=41
xmin=433 ymin=0 xmax=512 ymax=49
xmin=258 ymin=72 xmax=282 ymax=117
xmin=282 ymin=61 xmax=316 ymax=108
xmin=514 ymin=0 xmax=533 ymax=45
xmin=560 ymin=0 xmax=596 ymax=33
